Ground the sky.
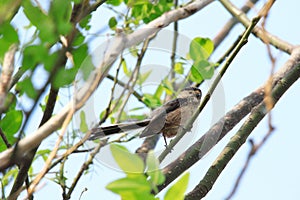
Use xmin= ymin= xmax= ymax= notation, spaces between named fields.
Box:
xmin=7 ymin=0 xmax=300 ymax=199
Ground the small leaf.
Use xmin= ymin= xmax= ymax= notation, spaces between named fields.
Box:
xmin=108 ymin=16 xmax=118 ymax=30
xmin=154 ymin=85 xmax=164 ymax=99
xmin=164 ymin=173 xmax=190 ymax=200
xmin=80 ymin=111 xmax=88 ymax=132
xmin=142 ymin=94 xmax=161 ymax=109
xmin=192 ymin=60 xmax=215 ymax=80
xmin=16 ymin=77 xmax=37 ymax=99
xmin=174 ymin=62 xmax=184 ymax=74
xmin=106 ymin=0 xmax=123 ymax=6
xmin=22 ymin=0 xmax=56 ymax=43
xmin=52 ymin=67 xmax=77 ymax=88
xmin=79 ymin=14 xmax=92 ymax=30
xmin=137 ymin=70 xmax=151 ymax=85
xmin=146 ymin=151 xmax=165 ymax=186
xmin=161 ymin=79 xmax=174 ymax=95
xmin=0 ymin=110 xmax=23 ymax=135
xmin=73 ymin=31 xmax=85 ymax=46
xmin=106 ymin=174 xmax=151 ymax=194
xmin=79 ymin=55 xmax=95 ymax=81
xmin=49 ymin=0 xmax=72 ymax=35
xmin=0 ymin=22 xmax=18 ymax=61
xmin=22 ymin=45 xmax=48 ymax=70
xmin=189 ymin=37 xmax=214 ymax=61
xmin=110 ymin=144 xmax=145 ymax=173
xmin=122 ymin=59 xmax=131 ymax=76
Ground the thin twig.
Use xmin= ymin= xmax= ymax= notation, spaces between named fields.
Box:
xmin=27 ymin=104 xmax=75 ymax=196
xmin=219 ymin=0 xmax=294 ymax=54
xmin=106 ymin=74 xmax=144 ymax=103
xmin=158 ymin=14 xmax=261 ymax=163
xmin=184 ymin=47 xmax=300 ymax=200
xmin=0 ymin=0 xmax=215 ymax=170
xmin=226 ymin=2 xmax=277 ymax=198
xmin=213 ymin=0 xmax=260 ymax=49
xmin=65 ymin=139 xmax=107 ymax=199
xmin=98 ymin=56 xmax=124 ymax=125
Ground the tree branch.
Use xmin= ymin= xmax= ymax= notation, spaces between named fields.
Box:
xmin=0 ymin=0 xmax=215 ymax=170
xmin=213 ymin=0 xmax=261 ymax=49
xmin=157 ymin=46 xmax=300 ymax=194
xmin=219 ymin=0 xmax=294 ymax=54
xmin=185 ymin=46 xmax=300 ymax=200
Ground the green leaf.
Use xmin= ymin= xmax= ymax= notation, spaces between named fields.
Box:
xmin=0 ymin=22 xmax=19 ymax=61
xmin=192 ymin=60 xmax=215 ymax=80
xmin=137 ymin=70 xmax=151 ymax=85
xmin=110 ymin=144 xmax=145 ymax=173
xmin=164 ymin=173 xmax=190 ymax=200
xmin=16 ymin=77 xmax=37 ymax=99
xmin=161 ymin=78 xmax=174 ymax=95
xmin=174 ymin=62 xmax=184 ymax=74
xmin=36 ymin=149 xmax=51 ymax=162
xmin=79 ymin=55 xmax=95 ymax=81
xmin=142 ymin=94 xmax=161 ymax=109
xmin=0 ymin=110 xmax=23 ymax=135
xmin=73 ymin=31 xmax=85 ymax=46
xmin=73 ymin=44 xmax=89 ymax=68
xmin=79 ymin=14 xmax=92 ymax=30
xmin=106 ymin=0 xmax=123 ymax=6
xmin=22 ymin=45 xmax=48 ymax=70
xmin=122 ymin=59 xmax=131 ymax=76
xmin=52 ymin=67 xmax=77 ymax=88
xmin=189 ymin=37 xmax=214 ymax=62
xmin=146 ymin=151 xmax=165 ymax=186
xmin=22 ymin=0 xmax=56 ymax=44
xmin=106 ymin=174 xmax=151 ymax=194
xmin=1 ymin=168 xmax=18 ymax=186
xmin=108 ymin=16 xmax=118 ymax=30
xmin=154 ymin=85 xmax=164 ymax=99
xmin=44 ymin=51 xmax=58 ymax=72
xmin=49 ymin=0 xmax=72 ymax=35
xmin=79 ymin=111 xmax=88 ymax=132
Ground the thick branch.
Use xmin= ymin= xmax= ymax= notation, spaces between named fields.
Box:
xmin=157 ymin=47 xmax=300 ymax=193
xmin=0 ymin=0 xmax=215 ymax=170
xmin=184 ymin=46 xmax=300 ymax=200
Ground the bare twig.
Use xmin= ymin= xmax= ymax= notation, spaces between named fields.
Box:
xmin=226 ymin=3 xmax=277 ymax=197
xmin=186 ymin=46 xmax=300 ymax=200
xmin=27 ymin=104 xmax=75 ymax=196
xmin=219 ymin=0 xmax=294 ymax=54
xmin=106 ymin=74 xmax=144 ymax=103
xmin=158 ymin=14 xmax=261 ymax=163
xmin=213 ymin=0 xmax=260 ymax=49
xmin=0 ymin=0 xmax=215 ymax=171
xmin=98 ymin=56 xmax=123 ymax=125
xmin=158 ymin=45 xmax=300 ymax=195
xmin=65 ymin=139 xmax=107 ymax=199
xmin=115 ymin=35 xmax=155 ymax=122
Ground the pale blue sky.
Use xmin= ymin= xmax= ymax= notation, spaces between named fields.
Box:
xmin=8 ymin=0 xmax=300 ymax=199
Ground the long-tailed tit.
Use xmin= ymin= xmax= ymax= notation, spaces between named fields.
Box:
xmin=89 ymin=87 xmax=202 ymax=145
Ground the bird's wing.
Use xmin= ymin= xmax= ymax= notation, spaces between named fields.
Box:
xmin=139 ymin=98 xmax=188 ymax=138
xmin=89 ymin=119 xmax=150 ymax=140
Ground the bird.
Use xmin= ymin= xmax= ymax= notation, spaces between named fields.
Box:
xmin=89 ymin=87 xmax=202 ymax=145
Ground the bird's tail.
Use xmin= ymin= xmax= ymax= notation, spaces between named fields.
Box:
xmin=89 ymin=119 xmax=150 ymax=140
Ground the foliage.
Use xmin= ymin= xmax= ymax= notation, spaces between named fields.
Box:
xmin=0 ymin=0 xmax=295 ymax=199
xmin=107 ymin=144 xmax=189 ymax=200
